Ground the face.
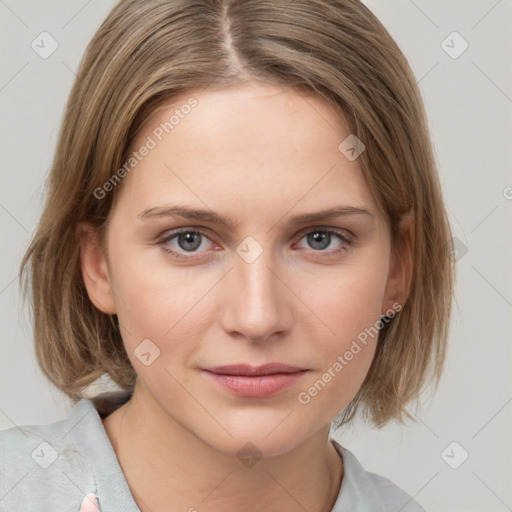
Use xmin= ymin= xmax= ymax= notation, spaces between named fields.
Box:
xmin=81 ymin=80 xmax=407 ymax=458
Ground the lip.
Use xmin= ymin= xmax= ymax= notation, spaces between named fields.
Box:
xmin=202 ymin=363 xmax=308 ymax=398
xmin=203 ymin=363 xmax=306 ymax=376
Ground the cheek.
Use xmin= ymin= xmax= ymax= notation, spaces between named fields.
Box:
xmin=294 ymin=260 xmax=388 ymax=409
xmin=108 ymin=246 xmax=217 ymax=363
xmin=296 ymin=292 xmax=382 ymax=418
xmin=304 ymin=260 xmax=388 ymax=344
xmin=109 ymin=240 xmax=193 ymax=322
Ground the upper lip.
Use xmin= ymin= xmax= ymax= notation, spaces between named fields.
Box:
xmin=203 ymin=363 xmax=307 ymax=376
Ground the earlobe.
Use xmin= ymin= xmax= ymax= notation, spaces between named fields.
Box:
xmin=77 ymin=222 xmax=117 ymax=314
xmin=382 ymin=213 xmax=414 ymax=314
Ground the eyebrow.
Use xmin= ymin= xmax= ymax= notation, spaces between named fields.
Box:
xmin=138 ymin=204 xmax=373 ymax=229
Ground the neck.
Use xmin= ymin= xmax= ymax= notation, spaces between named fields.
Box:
xmin=102 ymin=381 xmax=344 ymax=512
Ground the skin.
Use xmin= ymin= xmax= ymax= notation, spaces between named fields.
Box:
xmin=78 ymin=80 xmax=412 ymax=512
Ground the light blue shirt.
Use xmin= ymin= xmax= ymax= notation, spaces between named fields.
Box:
xmin=0 ymin=393 xmax=426 ymax=511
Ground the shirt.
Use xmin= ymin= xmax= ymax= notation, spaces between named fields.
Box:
xmin=0 ymin=391 xmax=426 ymax=511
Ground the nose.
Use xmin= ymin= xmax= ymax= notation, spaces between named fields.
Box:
xmin=218 ymin=245 xmax=294 ymax=343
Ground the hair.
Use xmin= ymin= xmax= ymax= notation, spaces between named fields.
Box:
xmin=19 ymin=0 xmax=454 ymax=427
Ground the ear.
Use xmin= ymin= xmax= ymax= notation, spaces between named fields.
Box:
xmin=382 ymin=212 xmax=414 ymax=315
xmin=77 ymin=222 xmax=117 ymax=314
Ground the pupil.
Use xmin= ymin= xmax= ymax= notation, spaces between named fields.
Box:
xmin=179 ymin=232 xmax=201 ymax=251
xmin=309 ymin=231 xmax=330 ymax=250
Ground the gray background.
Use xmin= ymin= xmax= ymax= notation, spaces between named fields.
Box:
xmin=1 ymin=1 xmax=511 ymax=511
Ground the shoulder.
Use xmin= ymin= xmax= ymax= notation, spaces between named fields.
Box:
xmin=330 ymin=439 xmax=427 ymax=512
xmin=0 ymin=399 xmax=99 ymax=511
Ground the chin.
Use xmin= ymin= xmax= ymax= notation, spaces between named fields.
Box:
xmin=208 ymin=433 xmax=303 ymax=461
xmin=195 ymin=415 xmax=315 ymax=460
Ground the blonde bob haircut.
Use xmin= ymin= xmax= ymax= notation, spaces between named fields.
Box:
xmin=20 ymin=0 xmax=455 ymax=428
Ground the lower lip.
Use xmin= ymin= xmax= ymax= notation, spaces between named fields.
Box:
xmin=202 ymin=370 xmax=308 ymax=398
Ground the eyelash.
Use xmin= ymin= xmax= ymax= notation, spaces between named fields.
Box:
xmin=157 ymin=227 xmax=354 ymax=262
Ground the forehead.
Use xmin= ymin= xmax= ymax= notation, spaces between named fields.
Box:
xmin=114 ymin=81 xmax=378 ymax=222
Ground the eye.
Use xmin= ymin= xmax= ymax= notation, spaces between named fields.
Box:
xmin=157 ymin=229 xmax=217 ymax=261
xmin=294 ymin=228 xmax=353 ymax=256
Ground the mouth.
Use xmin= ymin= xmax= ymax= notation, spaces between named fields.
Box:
xmin=202 ymin=363 xmax=307 ymax=376
xmin=201 ymin=363 xmax=309 ymax=397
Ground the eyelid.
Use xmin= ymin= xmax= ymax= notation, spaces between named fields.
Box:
xmin=157 ymin=227 xmax=219 ymax=245
xmin=294 ymin=225 xmax=354 ymax=243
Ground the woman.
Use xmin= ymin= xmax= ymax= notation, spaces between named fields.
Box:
xmin=1 ymin=1 xmax=454 ymax=510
